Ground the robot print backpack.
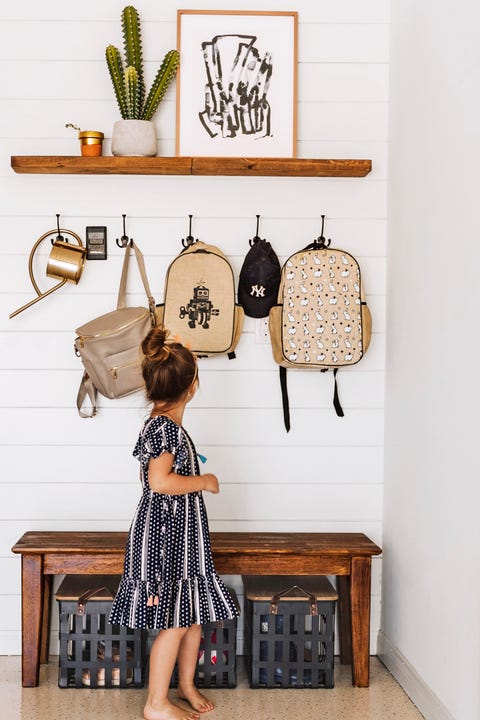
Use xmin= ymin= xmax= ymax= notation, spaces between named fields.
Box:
xmin=156 ymin=225 xmax=244 ymax=358
xmin=268 ymin=216 xmax=372 ymax=431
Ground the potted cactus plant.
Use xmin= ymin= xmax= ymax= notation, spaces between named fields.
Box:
xmin=106 ymin=5 xmax=180 ymax=156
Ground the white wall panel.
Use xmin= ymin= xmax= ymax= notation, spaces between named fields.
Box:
xmin=1 ymin=1 xmax=390 ymax=24
xmin=299 ymin=102 xmax=387 ymax=142
xmin=300 ymin=64 xmax=388 ymax=103
xmin=0 ymin=482 xmax=382 ymax=523
xmin=0 ymin=329 xmax=386 ymax=374
xmin=0 ymin=597 xmax=21 ymax=632
xmin=0 ymin=407 xmax=384 ymax=447
xmin=1 ymin=175 xmax=385 ymax=216
xmin=299 ymin=24 xmax=388 ymax=63
xmin=2 ymin=62 xmax=178 ymax=104
xmin=0 ymin=558 xmax=20 ymax=592
xmin=0 ymin=368 xmax=386 ymax=409
xmin=0 ymin=25 xmax=176 ymax=63
xmin=1 ymin=444 xmax=384 ymax=486
xmin=0 ymin=0 xmax=387 ymax=658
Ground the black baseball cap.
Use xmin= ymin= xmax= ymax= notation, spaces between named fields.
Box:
xmin=238 ymin=239 xmax=281 ymax=318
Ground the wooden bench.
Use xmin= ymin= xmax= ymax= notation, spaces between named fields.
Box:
xmin=11 ymin=531 xmax=381 ymax=688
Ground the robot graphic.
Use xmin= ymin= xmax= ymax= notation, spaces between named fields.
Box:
xmin=179 ymin=284 xmax=219 ymax=329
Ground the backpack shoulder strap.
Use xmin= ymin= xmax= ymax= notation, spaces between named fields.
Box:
xmin=332 ymin=368 xmax=344 ymax=417
xmin=117 ymin=241 xmax=156 ymax=318
xmin=279 ymin=366 xmax=290 ymax=432
xmin=76 ymin=371 xmax=97 ymax=418
xmin=280 ymin=366 xmax=344 ymax=432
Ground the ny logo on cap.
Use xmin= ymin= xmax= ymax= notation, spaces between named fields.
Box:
xmin=250 ymin=284 xmax=266 ymax=298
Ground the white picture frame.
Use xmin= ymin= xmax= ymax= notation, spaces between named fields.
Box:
xmin=176 ymin=10 xmax=298 ymax=158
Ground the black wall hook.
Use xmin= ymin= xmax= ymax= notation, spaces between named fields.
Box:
xmin=182 ymin=214 xmax=198 ymax=247
xmin=53 ymin=213 xmax=65 ymax=244
xmin=50 ymin=214 xmax=80 ymax=246
xmin=314 ymin=214 xmax=331 ymax=248
xmin=249 ymin=214 xmax=264 ymax=246
xmin=116 ymin=214 xmax=132 ymax=248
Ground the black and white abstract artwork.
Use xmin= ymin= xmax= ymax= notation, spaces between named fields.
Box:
xmin=176 ymin=11 xmax=297 ymax=157
xmin=199 ymin=34 xmax=273 ymax=141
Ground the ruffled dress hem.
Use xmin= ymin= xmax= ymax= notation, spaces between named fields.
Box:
xmin=109 ymin=572 xmax=239 ymax=630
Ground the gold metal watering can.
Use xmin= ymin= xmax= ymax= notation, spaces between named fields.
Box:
xmin=10 ymin=222 xmax=86 ymax=319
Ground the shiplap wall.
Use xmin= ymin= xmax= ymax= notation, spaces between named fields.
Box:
xmin=0 ymin=0 xmax=388 ymax=655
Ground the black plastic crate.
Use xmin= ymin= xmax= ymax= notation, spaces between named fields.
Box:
xmin=144 ymin=589 xmax=238 ymax=689
xmin=56 ymin=574 xmax=143 ymax=688
xmin=243 ymin=575 xmax=337 ymax=689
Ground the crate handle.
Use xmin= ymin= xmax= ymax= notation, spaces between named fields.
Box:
xmin=269 ymin=585 xmax=318 ymax=616
xmin=77 ymin=586 xmax=114 ymax=615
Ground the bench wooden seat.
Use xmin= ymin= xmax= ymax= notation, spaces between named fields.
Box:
xmin=12 ymin=531 xmax=381 ymax=688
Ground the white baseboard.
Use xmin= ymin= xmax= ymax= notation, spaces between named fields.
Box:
xmin=377 ymin=630 xmax=454 ymax=720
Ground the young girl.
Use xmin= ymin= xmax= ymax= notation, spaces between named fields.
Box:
xmin=109 ymin=326 xmax=239 ymax=720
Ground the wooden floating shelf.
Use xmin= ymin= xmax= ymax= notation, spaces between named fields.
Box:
xmin=11 ymin=155 xmax=372 ymax=178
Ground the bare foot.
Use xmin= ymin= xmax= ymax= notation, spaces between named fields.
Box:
xmin=143 ymin=698 xmax=200 ymax=720
xmin=178 ymin=684 xmax=215 ymax=713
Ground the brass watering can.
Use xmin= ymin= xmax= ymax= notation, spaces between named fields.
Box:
xmin=10 ymin=222 xmax=86 ymax=319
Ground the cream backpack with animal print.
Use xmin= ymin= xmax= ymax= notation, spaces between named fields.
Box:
xmin=268 ymin=218 xmax=372 ymax=431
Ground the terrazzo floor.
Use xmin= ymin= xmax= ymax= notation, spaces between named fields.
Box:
xmin=0 ymin=656 xmax=425 ymax=720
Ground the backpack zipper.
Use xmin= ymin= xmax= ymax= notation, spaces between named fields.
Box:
xmin=110 ymin=359 xmax=139 ymax=380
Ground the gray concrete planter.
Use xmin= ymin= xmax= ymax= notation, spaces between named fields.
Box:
xmin=111 ymin=120 xmax=157 ymax=157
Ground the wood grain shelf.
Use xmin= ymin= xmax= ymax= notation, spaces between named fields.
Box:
xmin=10 ymin=155 xmax=372 ymax=177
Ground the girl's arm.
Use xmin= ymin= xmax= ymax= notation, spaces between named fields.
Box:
xmin=147 ymin=452 xmax=219 ymax=495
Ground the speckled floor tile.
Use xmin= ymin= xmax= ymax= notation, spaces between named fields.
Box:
xmin=0 ymin=656 xmax=425 ymax=720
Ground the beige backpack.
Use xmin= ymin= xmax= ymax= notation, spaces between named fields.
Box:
xmin=269 ymin=219 xmax=372 ymax=430
xmin=156 ymin=239 xmax=244 ymax=358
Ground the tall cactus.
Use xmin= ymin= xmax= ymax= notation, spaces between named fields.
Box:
xmin=105 ymin=5 xmax=179 ymax=122
xmin=122 ymin=6 xmax=145 ymax=111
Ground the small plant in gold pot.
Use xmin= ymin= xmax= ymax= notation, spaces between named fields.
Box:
xmin=106 ymin=5 xmax=180 ymax=156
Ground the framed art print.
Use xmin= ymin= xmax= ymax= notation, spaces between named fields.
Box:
xmin=176 ymin=10 xmax=298 ymax=157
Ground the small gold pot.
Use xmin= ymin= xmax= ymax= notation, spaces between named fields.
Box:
xmin=79 ymin=130 xmax=104 ymax=157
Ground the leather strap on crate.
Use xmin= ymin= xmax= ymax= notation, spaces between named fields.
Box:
xmin=76 ymin=586 xmax=114 ymax=615
xmin=269 ymin=585 xmax=318 ymax=616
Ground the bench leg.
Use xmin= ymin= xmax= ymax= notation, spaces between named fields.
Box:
xmin=337 ymin=574 xmax=353 ymax=665
xmin=40 ymin=575 xmax=52 ymax=664
xmin=350 ymin=555 xmax=372 ymax=687
xmin=21 ymin=554 xmax=43 ymax=687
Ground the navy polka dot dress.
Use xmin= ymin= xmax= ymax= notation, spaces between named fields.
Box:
xmin=109 ymin=416 xmax=239 ymax=629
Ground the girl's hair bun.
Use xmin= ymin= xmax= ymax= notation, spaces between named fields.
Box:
xmin=141 ymin=324 xmax=197 ymax=405
xmin=141 ymin=325 xmax=172 ymax=363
